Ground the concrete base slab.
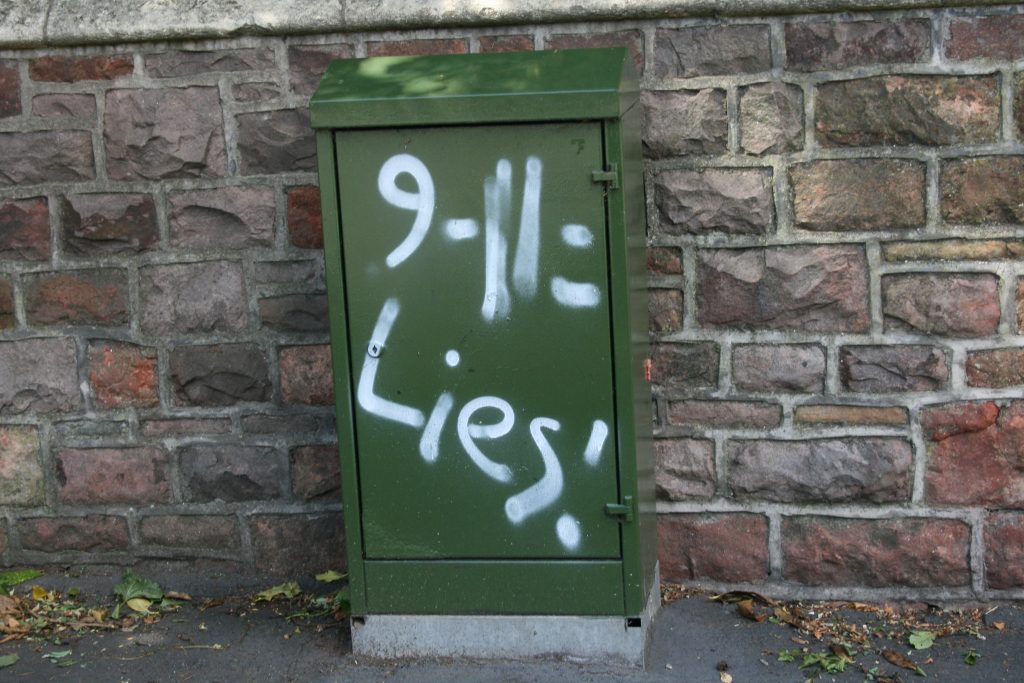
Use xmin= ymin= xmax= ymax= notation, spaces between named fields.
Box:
xmin=351 ymin=566 xmax=661 ymax=668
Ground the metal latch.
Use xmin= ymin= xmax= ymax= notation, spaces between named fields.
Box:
xmin=592 ymin=164 xmax=620 ymax=190
xmin=605 ymin=495 xmax=634 ymax=523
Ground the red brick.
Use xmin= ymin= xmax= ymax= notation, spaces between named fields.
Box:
xmin=647 ymin=246 xmax=682 ymax=275
xmin=139 ymin=515 xmax=240 ymax=549
xmin=141 ymin=418 xmax=232 ymax=437
xmin=546 ymin=31 xmax=644 ymax=74
xmin=941 ymin=156 xmax=1024 ymax=224
xmin=366 ymin=39 xmax=468 ymax=57
xmin=783 ymin=517 xmax=970 ymax=587
xmin=290 ymin=445 xmax=340 ymax=501
xmin=30 ymin=54 xmax=133 ymax=82
xmin=947 ymin=14 xmax=1024 ymax=61
xmin=659 ymin=513 xmax=769 ymax=583
xmin=57 ymin=447 xmax=170 ymax=505
xmin=732 ymin=344 xmax=825 ymax=394
xmin=792 ymin=159 xmax=925 ymax=231
xmin=967 ymin=348 xmax=1024 ymax=388
xmin=88 ymin=341 xmax=158 ymax=408
xmin=287 ymin=185 xmax=323 ymax=249
xmin=882 ymin=273 xmax=1000 ymax=337
xmin=985 ymin=513 xmax=1024 ymax=589
xmin=785 ymin=19 xmax=931 ymax=70
xmin=280 ymin=345 xmax=334 ymax=405
xmin=668 ymin=400 xmax=781 ymax=429
xmin=840 ymin=345 xmax=949 ymax=393
xmin=249 ymin=513 xmax=344 ymax=576
xmin=19 ymin=515 xmax=129 ymax=552
xmin=649 ymin=289 xmax=682 ymax=334
xmin=0 ymin=197 xmax=50 ymax=261
xmin=478 ymin=35 xmax=534 ymax=53
xmin=654 ymin=438 xmax=715 ymax=501
xmin=924 ymin=400 xmax=1024 ymax=507
xmin=0 ymin=278 xmax=13 ymax=329
xmin=24 ymin=269 xmax=128 ymax=326
xmin=794 ymin=404 xmax=908 ymax=427
xmin=0 ymin=61 xmax=20 ymax=118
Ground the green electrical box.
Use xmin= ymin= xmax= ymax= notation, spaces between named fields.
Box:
xmin=310 ymin=49 xmax=656 ymax=641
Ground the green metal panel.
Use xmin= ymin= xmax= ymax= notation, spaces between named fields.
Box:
xmin=335 ymin=122 xmax=621 ymax=562
xmin=310 ymin=49 xmax=635 ymax=129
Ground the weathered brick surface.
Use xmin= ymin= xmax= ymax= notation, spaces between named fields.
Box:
xmin=941 ymin=156 xmax=1024 ymax=224
xmin=924 ymin=400 xmax=1024 ymax=507
xmin=650 ymin=342 xmax=719 ymax=391
xmin=648 ymin=289 xmax=683 ymax=334
xmin=668 ymin=400 xmax=781 ymax=428
xmin=966 ymin=348 xmax=1024 ymax=388
xmin=288 ymin=44 xmax=355 ymax=97
xmin=243 ymin=413 xmax=329 ymax=435
xmin=731 ymin=344 xmax=825 ymax=393
xmin=697 ymin=246 xmax=869 ymax=332
xmin=478 ymin=35 xmax=534 ymax=53
xmin=290 ymin=445 xmax=340 ymax=501
xmin=783 ymin=517 xmax=971 ymax=586
xmin=728 ymin=438 xmax=912 ymax=504
xmin=139 ymin=515 xmax=240 ymax=549
xmin=88 ymin=341 xmax=158 ymax=408
xmin=816 ymin=76 xmax=999 ymax=147
xmin=882 ymin=273 xmax=1000 ymax=336
xmin=366 ymin=38 xmax=468 ymax=57
xmin=19 ymin=516 xmax=130 ymax=552
xmin=985 ymin=513 xmax=1024 ymax=590
xmin=62 ymin=193 xmax=158 ymax=256
xmin=105 ymin=87 xmax=226 ymax=180
xmin=169 ymin=344 xmax=271 ymax=406
xmin=642 ymin=89 xmax=727 ymax=157
xmin=236 ymin=109 xmax=316 ymax=175
xmin=647 ymin=247 xmax=682 ymax=275
xmin=659 ymin=514 xmax=769 ymax=582
xmin=654 ymin=168 xmax=773 ymax=236
xmin=30 ymin=54 xmax=132 ymax=82
xmin=0 ymin=278 xmax=13 ymax=329
xmin=259 ymin=294 xmax=329 ymax=333
xmin=250 ymin=513 xmax=344 ymax=575
xmin=0 ymin=131 xmax=94 ymax=185
xmin=181 ymin=444 xmax=282 ymax=502
xmin=140 ymin=261 xmax=248 ymax=335
xmin=791 ymin=159 xmax=925 ymax=231
xmin=946 ymin=14 xmax=1024 ymax=61
xmin=793 ymin=404 xmax=908 ymax=426
xmin=0 ymin=197 xmax=50 ymax=260
xmin=24 ymin=269 xmax=129 ymax=327
xmin=882 ymin=238 xmax=1024 ymax=262
xmin=31 ymin=93 xmax=96 ymax=118
xmin=280 ymin=345 xmax=334 ymax=405
xmin=0 ymin=338 xmax=80 ymax=415
xmin=56 ymin=447 xmax=170 ymax=505
xmin=53 ymin=419 xmax=130 ymax=443
xmin=254 ymin=260 xmax=320 ymax=286
xmin=233 ymin=81 xmax=281 ymax=102
xmin=141 ymin=418 xmax=232 ymax=437
xmin=739 ymin=82 xmax=803 ymax=155
xmin=0 ymin=426 xmax=44 ymax=506
xmin=655 ymin=25 xmax=771 ymax=78
xmin=1016 ymin=74 xmax=1024 ymax=141
xmin=287 ymin=185 xmax=323 ymax=249
xmin=654 ymin=438 xmax=715 ymax=501
xmin=146 ymin=48 xmax=275 ymax=77
xmin=840 ymin=345 xmax=949 ymax=393
xmin=168 ymin=186 xmax=275 ymax=249
xmin=545 ymin=31 xmax=645 ymax=74
xmin=785 ymin=19 xmax=931 ymax=70
xmin=0 ymin=61 xmax=19 ymax=117
xmin=1018 ymin=278 xmax=1024 ymax=333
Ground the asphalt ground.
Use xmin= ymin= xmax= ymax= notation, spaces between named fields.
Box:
xmin=0 ymin=569 xmax=1021 ymax=682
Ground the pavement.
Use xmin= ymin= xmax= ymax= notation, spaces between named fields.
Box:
xmin=1 ymin=568 xmax=1022 ymax=682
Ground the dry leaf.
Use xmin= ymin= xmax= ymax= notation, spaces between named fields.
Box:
xmin=165 ymin=591 xmax=192 ymax=601
xmin=126 ymin=598 xmax=152 ymax=614
xmin=737 ymin=599 xmax=766 ymax=623
xmin=882 ymin=649 xmax=925 ymax=675
xmin=711 ymin=591 xmax=779 ymax=606
xmin=994 ymin=622 xmax=1005 ymax=630
xmin=719 ymin=672 xmax=733 ymax=683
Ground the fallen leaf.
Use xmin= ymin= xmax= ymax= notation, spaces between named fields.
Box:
xmin=31 ymin=586 xmax=55 ymax=602
xmin=0 ymin=653 xmax=18 ymax=668
xmin=964 ymin=648 xmax=980 ymax=665
xmin=165 ymin=591 xmax=192 ymax=601
xmin=719 ymin=672 xmax=733 ymax=683
xmin=909 ymin=630 xmax=936 ymax=650
xmin=0 ymin=569 xmax=43 ymax=593
xmin=711 ymin=590 xmax=779 ymax=606
xmin=994 ymin=622 xmax=1005 ymax=630
xmin=42 ymin=650 xmax=72 ymax=661
xmin=113 ymin=570 xmax=163 ymax=603
xmin=88 ymin=608 xmax=107 ymax=623
xmin=127 ymin=598 xmax=153 ymax=614
xmin=882 ymin=649 xmax=926 ymax=676
xmin=254 ymin=582 xmax=301 ymax=603
xmin=315 ymin=570 xmax=346 ymax=583
xmin=738 ymin=599 xmax=766 ymax=622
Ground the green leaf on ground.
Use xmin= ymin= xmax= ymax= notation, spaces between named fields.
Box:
xmin=964 ymin=649 xmax=980 ymax=665
xmin=254 ymin=582 xmax=301 ymax=603
xmin=909 ymin=630 xmax=936 ymax=650
xmin=42 ymin=650 xmax=72 ymax=661
xmin=0 ymin=653 xmax=18 ymax=668
xmin=113 ymin=570 xmax=164 ymax=602
xmin=0 ymin=569 xmax=43 ymax=593
xmin=315 ymin=570 xmax=346 ymax=583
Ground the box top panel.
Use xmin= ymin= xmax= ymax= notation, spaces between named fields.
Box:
xmin=310 ymin=48 xmax=637 ymax=129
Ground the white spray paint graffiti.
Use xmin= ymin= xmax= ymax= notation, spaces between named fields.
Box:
xmin=360 ymin=151 xmax=614 ymax=551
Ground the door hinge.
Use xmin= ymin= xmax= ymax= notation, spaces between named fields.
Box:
xmin=591 ymin=164 xmax=620 ymax=190
xmin=605 ymin=495 xmax=634 ymax=523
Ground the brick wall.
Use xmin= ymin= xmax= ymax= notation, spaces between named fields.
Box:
xmin=0 ymin=5 xmax=1021 ymax=598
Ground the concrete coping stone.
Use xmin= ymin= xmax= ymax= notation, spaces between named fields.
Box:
xmin=0 ymin=0 xmax=1013 ymax=49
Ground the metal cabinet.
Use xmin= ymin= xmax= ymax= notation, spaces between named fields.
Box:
xmin=311 ymin=48 xmax=656 ymax=619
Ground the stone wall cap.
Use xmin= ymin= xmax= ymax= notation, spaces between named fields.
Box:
xmin=0 ymin=0 xmax=1012 ymax=49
